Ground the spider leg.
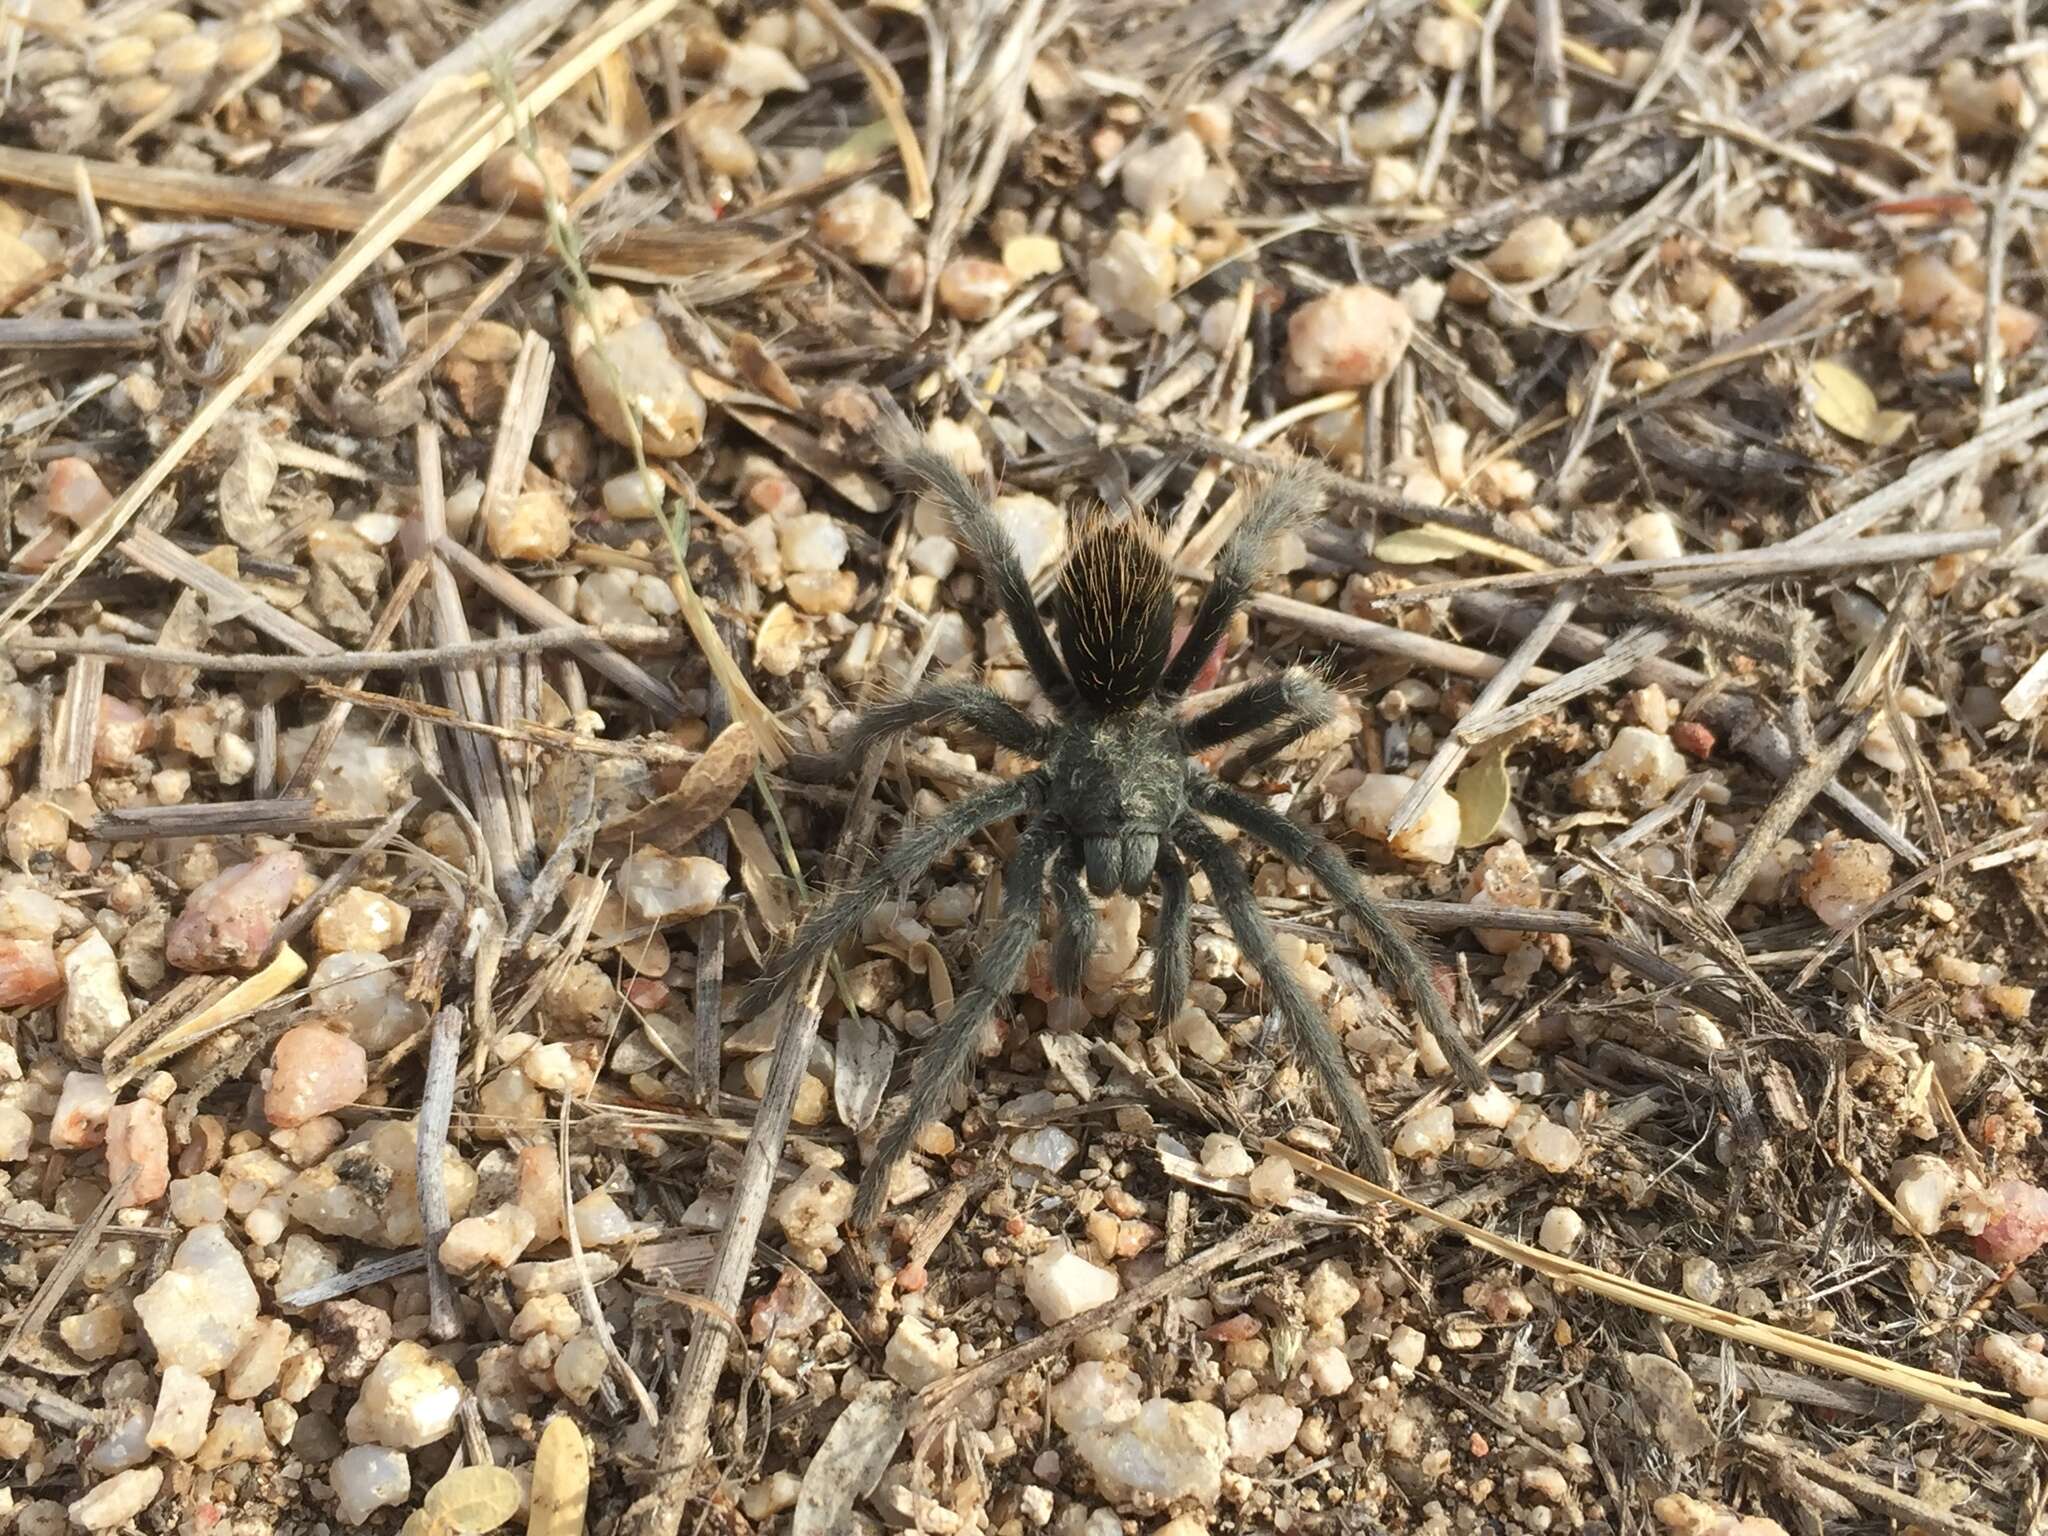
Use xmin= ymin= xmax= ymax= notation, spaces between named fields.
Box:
xmin=1159 ymin=470 xmax=1322 ymax=698
xmin=855 ymin=817 xmax=1060 ymax=1226
xmin=1049 ymin=844 xmax=1096 ymax=998
xmin=741 ymin=776 xmax=1040 ymax=1016
xmin=1188 ymin=776 xmax=1489 ymax=1095
xmin=785 ymin=682 xmax=1048 ymax=782
xmin=889 ymin=445 xmax=1073 ymax=703
xmin=1175 ymin=815 xmax=1393 ymax=1185
xmin=1180 ymin=667 xmax=1337 ymax=768
xmin=1152 ymin=843 xmax=1191 ymax=1025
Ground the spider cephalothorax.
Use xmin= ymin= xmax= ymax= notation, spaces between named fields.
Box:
xmin=745 ymin=436 xmax=1491 ymax=1226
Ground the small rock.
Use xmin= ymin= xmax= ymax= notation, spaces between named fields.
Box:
xmin=1892 ymin=1154 xmax=1955 ymax=1236
xmin=884 ymin=1315 xmax=959 ymax=1389
xmin=1517 ymin=1118 xmax=1582 ymax=1174
xmin=308 ymin=951 xmax=427 ymax=1054
xmin=572 ymin=1191 xmax=640 ymax=1246
xmin=315 ymin=1300 xmax=392 ymax=1385
xmin=330 ymin=1444 xmax=411 ymax=1525
xmin=721 ymin=40 xmax=807 ymax=96
xmin=1050 ymin=1361 xmax=1144 ymax=1435
xmin=816 ymin=184 xmax=917 ymax=267
xmin=617 ymin=848 xmax=727 ymax=921
xmin=195 ymin=1404 xmax=269 ymax=1469
xmin=991 ymin=492 xmax=1065 ymax=581
xmin=106 ymin=1100 xmax=169 ymax=1206
xmin=1651 ymin=1493 xmax=1791 ymax=1536
xmin=59 ymin=930 xmax=130 ymax=1060
xmin=1570 ymin=726 xmax=1686 ymax=811
xmin=1300 ymin=1341 xmax=1353 ymax=1397
xmin=1246 ymin=1156 xmax=1296 ymax=1207
xmin=1070 ymin=1398 xmax=1228 ymax=1513
xmin=1198 ymin=1134 xmax=1254 ymax=1179
xmin=1393 ymin=1104 xmax=1455 ymax=1160
xmin=773 ymin=1165 xmax=854 ymax=1265
xmin=1978 ymin=1180 xmax=2048 ymax=1265
xmin=937 ymin=258 xmax=1016 ymax=321
xmin=1981 ymin=1332 xmax=2048 ymax=1398
xmin=1024 ymin=1245 xmax=1120 ymax=1324
xmin=147 ymin=1364 xmax=214 ymax=1459
xmin=312 ymin=888 xmax=410 ymax=955
xmin=1003 ymin=235 xmax=1062 ymax=280
xmin=345 ymin=1340 xmax=462 ymax=1449
xmin=485 ymin=486 xmax=574 ymax=562
xmin=1303 ymin=1261 xmax=1362 ymax=1327
xmin=1387 ymin=1325 xmax=1427 ymax=1371
xmin=225 ymin=1318 xmax=290 ymax=1401
xmin=777 ymin=512 xmax=848 ymax=574
xmin=440 ymin=1204 xmax=537 ymax=1274
xmin=1414 ymin=14 xmax=1474 ymax=69
xmin=1538 ymin=1206 xmax=1585 ymax=1255
xmin=67 ymin=1467 xmax=163 ymax=1532
xmin=264 ymin=1024 xmax=368 ymax=1128
xmin=51 ymin=1071 xmax=113 ymax=1149
xmin=1227 ymin=1393 xmax=1302 ymax=1464
xmin=1343 ymin=774 xmax=1460 ymax=864
xmin=1486 ymin=216 xmax=1574 ymax=283
xmin=1087 ymin=229 xmax=1176 ymax=335
xmin=479 ymin=142 xmax=569 ymax=213
xmin=134 ymin=1223 xmax=260 ymax=1375
xmin=1121 ymin=130 xmax=1208 ymax=217
xmin=1285 ymin=284 xmax=1414 ymax=395
xmin=1800 ymin=834 xmax=1893 ymax=931
xmin=566 ymin=287 xmax=704 ymax=457
xmin=1009 ymin=1125 xmax=1080 ymax=1173
xmin=165 ymin=852 xmax=302 ymax=972
xmin=1624 ymin=510 xmax=1685 ymax=562
xmin=0 ymin=937 xmax=62 ymax=1007
xmin=740 ymin=1472 xmax=803 ymax=1522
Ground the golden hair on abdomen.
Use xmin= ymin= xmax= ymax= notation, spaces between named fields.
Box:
xmin=1053 ymin=509 xmax=1176 ymax=711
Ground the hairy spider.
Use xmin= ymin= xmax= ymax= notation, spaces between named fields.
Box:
xmin=744 ymin=444 xmax=1490 ymax=1226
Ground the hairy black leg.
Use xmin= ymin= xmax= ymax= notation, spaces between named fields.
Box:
xmin=1158 ymin=471 xmax=1322 ymax=699
xmin=1176 ymin=816 xmax=1393 ymax=1185
xmin=1049 ymin=845 xmax=1096 ymax=997
xmin=1152 ymin=843 xmax=1191 ymax=1025
xmin=785 ymin=682 xmax=1048 ymax=782
xmin=887 ymin=445 xmax=1073 ymax=704
xmin=1188 ymin=777 xmax=1489 ymax=1095
xmin=741 ymin=776 xmax=1040 ymax=1016
xmin=1181 ymin=668 xmax=1336 ymax=758
xmin=854 ymin=818 xmax=1059 ymax=1226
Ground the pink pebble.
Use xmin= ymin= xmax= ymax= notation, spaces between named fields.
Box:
xmin=165 ymin=852 xmax=303 ymax=973
xmin=0 ymin=938 xmax=62 ymax=1007
xmin=42 ymin=457 xmax=113 ymax=524
xmin=264 ymin=1024 xmax=368 ymax=1128
xmin=107 ymin=1100 xmax=169 ymax=1205
xmin=1977 ymin=1180 xmax=2048 ymax=1267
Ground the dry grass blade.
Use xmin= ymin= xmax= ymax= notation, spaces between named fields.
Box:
xmin=1269 ymin=1142 xmax=2048 ymax=1445
xmin=797 ymin=0 xmax=931 ymax=217
xmin=0 ymin=0 xmax=687 ymax=640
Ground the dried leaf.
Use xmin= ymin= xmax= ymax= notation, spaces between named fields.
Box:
xmin=527 ymin=1416 xmax=590 ymax=1536
xmin=1376 ymin=523 xmax=1550 ymax=571
xmin=1452 ymin=749 xmax=1510 ymax=847
xmin=603 ymin=721 xmax=759 ymax=849
xmin=795 ymin=1384 xmax=908 ymax=1536
xmin=377 ymin=75 xmax=494 ymax=194
xmin=725 ymin=808 xmax=793 ymax=934
xmin=833 ymin=1010 xmax=894 ymax=1133
xmin=217 ymin=430 xmax=280 ymax=553
xmin=1809 ymin=358 xmax=1913 ymax=447
xmin=422 ymin=1465 xmax=522 ymax=1535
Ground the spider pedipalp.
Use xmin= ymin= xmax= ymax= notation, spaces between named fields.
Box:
xmin=746 ymin=437 xmax=1489 ymax=1228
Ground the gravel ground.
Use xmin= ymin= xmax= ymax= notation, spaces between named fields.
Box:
xmin=3 ymin=3 xmax=2048 ymax=1535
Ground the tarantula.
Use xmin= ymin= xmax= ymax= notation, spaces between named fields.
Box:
xmin=744 ymin=443 xmax=1490 ymax=1226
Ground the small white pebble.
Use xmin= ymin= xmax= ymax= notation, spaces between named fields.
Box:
xmin=1199 ymin=1134 xmax=1255 ymax=1179
xmin=1538 ymin=1206 xmax=1585 ymax=1255
xmin=1023 ymin=1246 xmax=1120 ymax=1324
xmin=1393 ymin=1104 xmax=1455 ymax=1160
xmin=1246 ymin=1156 xmax=1296 ymax=1207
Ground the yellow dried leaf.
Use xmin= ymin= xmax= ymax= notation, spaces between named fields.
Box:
xmin=1809 ymin=358 xmax=1913 ymax=447
xmin=528 ymin=1418 xmax=590 ymax=1536
xmin=1452 ymin=749 xmax=1510 ymax=847
xmin=1373 ymin=526 xmax=1467 ymax=564
xmin=423 ymin=1465 xmax=522 ymax=1535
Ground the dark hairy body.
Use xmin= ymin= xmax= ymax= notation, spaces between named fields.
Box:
xmin=744 ymin=431 xmax=1491 ymax=1226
